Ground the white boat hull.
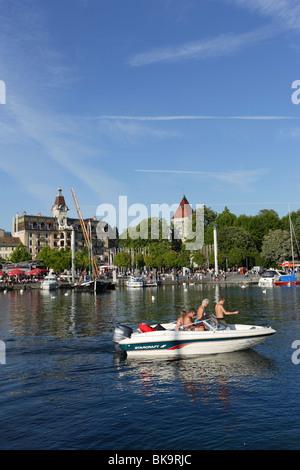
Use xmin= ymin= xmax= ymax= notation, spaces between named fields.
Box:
xmin=41 ymin=282 xmax=58 ymax=290
xmin=113 ymin=322 xmax=276 ymax=357
xmin=126 ymin=283 xmax=143 ymax=288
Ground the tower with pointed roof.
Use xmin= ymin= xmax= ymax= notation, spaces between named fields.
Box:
xmin=172 ymin=195 xmax=194 ymax=242
xmin=51 ymin=187 xmax=69 ymax=229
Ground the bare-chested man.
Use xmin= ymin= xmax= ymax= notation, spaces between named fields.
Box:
xmin=183 ymin=309 xmax=196 ymax=330
xmin=215 ymin=297 xmax=238 ymax=327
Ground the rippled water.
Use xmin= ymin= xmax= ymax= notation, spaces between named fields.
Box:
xmin=0 ymin=283 xmax=300 ymax=450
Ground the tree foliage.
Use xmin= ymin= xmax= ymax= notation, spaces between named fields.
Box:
xmin=261 ymin=229 xmax=292 ymax=265
xmin=10 ymin=243 xmax=32 ymax=262
xmin=37 ymin=245 xmax=90 ymax=272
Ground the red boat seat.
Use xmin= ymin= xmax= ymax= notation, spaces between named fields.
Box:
xmin=139 ymin=323 xmax=157 ymax=333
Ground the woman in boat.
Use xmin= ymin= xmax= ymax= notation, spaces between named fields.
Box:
xmin=196 ymin=298 xmax=209 ymax=321
xmin=194 ymin=298 xmax=209 ymax=331
xmin=175 ymin=310 xmax=186 ymax=330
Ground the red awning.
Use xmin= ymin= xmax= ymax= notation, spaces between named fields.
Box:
xmin=7 ymin=269 xmax=25 ymax=276
xmin=280 ymin=262 xmax=293 ymax=267
xmin=26 ymin=268 xmax=47 ymax=275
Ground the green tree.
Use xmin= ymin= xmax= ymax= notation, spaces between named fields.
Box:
xmin=75 ymin=246 xmax=90 ymax=270
xmin=249 ymin=209 xmax=282 ymax=250
xmin=216 ymin=206 xmax=237 ymax=227
xmin=37 ymin=245 xmax=52 ymax=266
xmin=177 ymin=250 xmax=191 ymax=268
xmin=114 ymin=251 xmax=131 ymax=269
xmin=192 ymin=251 xmax=206 ymax=268
xmin=144 ymin=253 xmax=157 ymax=269
xmin=217 ymin=227 xmax=256 ymax=254
xmin=134 ymin=252 xmax=145 ymax=269
xmin=163 ymin=250 xmax=179 ymax=269
xmin=261 ymin=229 xmax=291 ymax=265
xmin=227 ymin=247 xmax=244 ymax=267
xmin=10 ymin=243 xmax=32 ymax=262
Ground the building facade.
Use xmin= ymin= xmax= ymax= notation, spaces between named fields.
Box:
xmin=0 ymin=236 xmax=21 ymax=260
xmin=13 ymin=188 xmax=112 ymax=263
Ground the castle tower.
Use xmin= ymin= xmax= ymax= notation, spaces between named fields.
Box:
xmin=172 ymin=195 xmax=194 ymax=242
xmin=51 ymin=187 xmax=69 ymax=229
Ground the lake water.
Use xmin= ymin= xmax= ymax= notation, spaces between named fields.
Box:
xmin=0 ymin=283 xmax=299 ymax=452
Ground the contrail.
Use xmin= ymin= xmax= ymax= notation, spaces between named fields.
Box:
xmin=95 ymin=115 xmax=300 ymax=121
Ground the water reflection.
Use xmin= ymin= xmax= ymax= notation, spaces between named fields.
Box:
xmin=113 ymin=348 xmax=275 ymax=405
xmin=0 ymin=289 xmax=114 ymax=339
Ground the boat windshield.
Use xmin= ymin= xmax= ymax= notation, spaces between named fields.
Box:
xmin=203 ymin=317 xmax=227 ymax=331
xmin=261 ymin=270 xmax=277 ymax=277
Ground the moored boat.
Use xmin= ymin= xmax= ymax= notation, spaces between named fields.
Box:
xmin=126 ymin=276 xmax=144 ymax=288
xmin=113 ymin=318 xmax=275 ymax=357
xmin=143 ymin=278 xmax=158 ymax=287
xmin=75 ymin=278 xmax=109 ymax=293
xmin=41 ymin=270 xmax=59 ymax=291
xmin=258 ymin=269 xmax=284 ymax=287
xmin=273 ymin=271 xmax=300 ymax=286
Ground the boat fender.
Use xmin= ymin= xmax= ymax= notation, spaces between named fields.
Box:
xmin=139 ymin=323 xmax=157 ymax=333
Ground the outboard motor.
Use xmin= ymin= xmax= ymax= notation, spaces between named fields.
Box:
xmin=113 ymin=324 xmax=133 ymax=351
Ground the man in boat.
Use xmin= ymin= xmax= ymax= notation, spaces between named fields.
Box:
xmin=183 ymin=309 xmax=197 ymax=330
xmin=214 ymin=297 xmax=239 ymax=328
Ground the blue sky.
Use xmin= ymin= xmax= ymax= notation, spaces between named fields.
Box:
xmin=1 ymin=0 xmax=300 ymax=232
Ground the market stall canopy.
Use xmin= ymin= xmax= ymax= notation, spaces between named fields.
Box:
xmin=0 ymin=271 xmax=5 ymax=276
xmin=280 ymin=262 xmax=293 ymax=267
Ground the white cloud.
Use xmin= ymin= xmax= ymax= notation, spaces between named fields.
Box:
xmin=135 ymin=168 xmax=270 ymax=190
xmin=97 ymin=119 xmax=176 ymax=143
xmin=127 ymin=26 xmax=273 ymax=66
xmin=0 ymin=97 xmax=125 ymax=207
xmin=230 ymin=0 xmax=300 ymax=32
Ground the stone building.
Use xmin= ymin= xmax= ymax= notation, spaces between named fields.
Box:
xmin=0 ymin=234 xmax=21 ymax=260
xmin=12 ymin=188 xmax=112 ymax=263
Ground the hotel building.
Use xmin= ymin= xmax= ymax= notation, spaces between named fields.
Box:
xmin=12 ymin=188 xmax=112 ymax=263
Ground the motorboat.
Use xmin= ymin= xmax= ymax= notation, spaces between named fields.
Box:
xmin=273 ymin=271 xmax=300 ymax=286
xmin=113 ymin=317 xmax=276 ymax=357
xmin=258 ymin=269 xmax=285 ymax=287
xmin=41 ymin=270 xmax=59 ymax=291
xmin=143 ymin=278 xmax=158 ymax=287
xmin=126 ymin=276 xmax=144 ymax=288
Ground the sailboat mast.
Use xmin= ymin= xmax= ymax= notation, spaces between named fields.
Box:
xmin=288 ymin=205 xmax=295 ymax=270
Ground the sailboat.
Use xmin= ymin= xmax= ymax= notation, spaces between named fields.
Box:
xmin=71 ymin=188 xmax=111 ymax=294
xmin=273 ymin=208 xmax=300 ymax=286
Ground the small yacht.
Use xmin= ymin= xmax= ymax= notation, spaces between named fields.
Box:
xmin=41 ymin=270 xmax=59 ymax=291
xmin=126 ymin=276 xmax=144 ymax=288
xmin=258 ymin=269 xmax=285 ymax=287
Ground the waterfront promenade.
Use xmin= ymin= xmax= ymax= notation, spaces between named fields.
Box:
xmin=0 ymin=271 xmax=259 ymax=291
